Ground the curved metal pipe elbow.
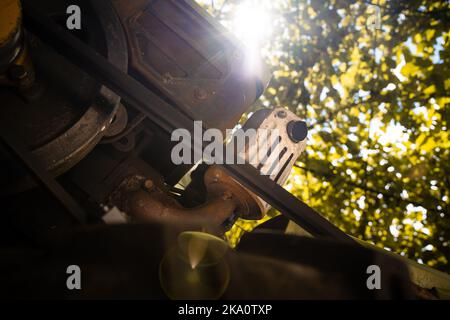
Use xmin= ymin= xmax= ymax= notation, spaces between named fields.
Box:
xmin=123 ymin=189 xmax=238 ymax=226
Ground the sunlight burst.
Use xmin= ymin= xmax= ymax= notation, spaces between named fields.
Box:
xmin=231 ymin=1 xmax=273 ymax=72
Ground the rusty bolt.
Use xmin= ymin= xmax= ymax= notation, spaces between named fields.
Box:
xmin=144 ymin=179 xmax=154 ymax=190
xmin=194 ymin=87 xmax=208 ymax=100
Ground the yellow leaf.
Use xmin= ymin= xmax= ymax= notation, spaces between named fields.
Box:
xmin=416 ymin=133 xmax=427 ymax=146
xmin=331 ymin=74 xmax=338 ymax=86
xmin=414 ymin=33 xmax=422 ymax=43
xmin=341 ymin=16 xmax=351 ymax=27
xmin=426 ymin=29 xmax=436 ymax=41
xmin=444 ymin=79 xmax=450 ymax=90
xmin=267 ymin=87 xmax=277 ymax=95
xmin=307 ymin=7 xmax=317 ymax=18
xmin=421 ymin=138 xmax=435 ymax=152
xmin=423 ymin=85 xmax=436 ymax=95
xmin=401 ymin=62 xmax=420 ymax=77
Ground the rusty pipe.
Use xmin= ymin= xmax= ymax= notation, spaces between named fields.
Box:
xmin=121 ymin=188 xmax=238 ymax=226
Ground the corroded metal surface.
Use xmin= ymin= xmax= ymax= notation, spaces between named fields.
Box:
xmin=108 ymin=174 xmax=237 ymax=225
xmin=111 ymin=0 xmax=269 ymax=132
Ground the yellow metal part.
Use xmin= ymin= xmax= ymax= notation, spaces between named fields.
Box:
xmin=0 ymin=0 xmax=34 ymax=89
xmin=0 ymin=0 xmax=21 ymax=47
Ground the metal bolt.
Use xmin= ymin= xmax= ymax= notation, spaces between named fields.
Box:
xmin=144 ymin=179 xmax=154 ymax=190
xmin=276 ymin=110 xmax=287 ymax=118
xmin=194 ymin=87 xmax=208 ymax=100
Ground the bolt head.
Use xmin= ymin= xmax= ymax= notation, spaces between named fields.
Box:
xmin=276 ymin=110 xmax=287 ymax=118
xmin=194 ymin=87 xmax=208 ymax=100
xmin=144 ymin=179 xmax=154 ymax=190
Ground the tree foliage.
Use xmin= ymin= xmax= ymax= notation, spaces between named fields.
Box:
xmin=196 ymin=0 xmax=450 ymax=273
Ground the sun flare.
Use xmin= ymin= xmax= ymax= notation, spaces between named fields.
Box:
xmin=231 ymin=1 xmax=273 ymax=72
